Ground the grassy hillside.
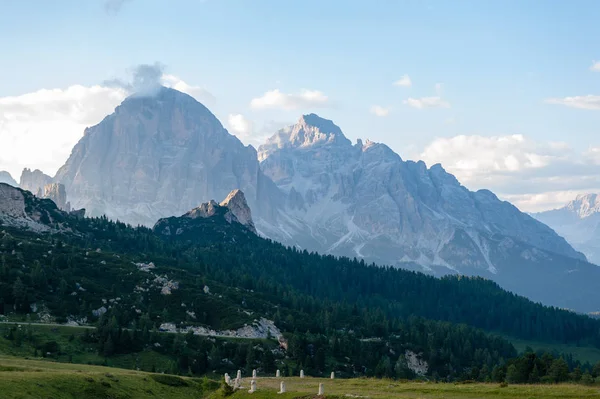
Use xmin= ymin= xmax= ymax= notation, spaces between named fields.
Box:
xmin=0 ymin=355 xmax=218 ymax=399
xmin=1 ymin=356 xmax=598 ymax=399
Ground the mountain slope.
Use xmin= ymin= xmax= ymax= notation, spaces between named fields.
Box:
xmin=54 ymin=87 xmax=283 ymax=227
xmin=0 ymin=171 xmax=18 ymax=187
xmin=258 ymin=115 xmax=600 ymax=312
xmin=4 ymin=185 xmax=600 ymax=378
xmin=534 ymin=194 xmax=600 ymax=264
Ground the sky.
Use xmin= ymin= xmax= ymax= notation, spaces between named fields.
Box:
xmin=1 ymin=0 xmax=600 ymax=212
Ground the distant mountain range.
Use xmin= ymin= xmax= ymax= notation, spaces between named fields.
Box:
xmin=534 ymin=194 xmax=600 ymax=265
xmin=6 ymin=87 xmax=600 ymax=312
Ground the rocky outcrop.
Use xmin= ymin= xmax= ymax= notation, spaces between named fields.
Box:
xmin=54 ymin=87 xmax=283 ymax=227
xmin=158 ymin=189 xmax=257 ymax=235
xmin=19 ymin=168 xmax=52 ymax=196
xmin=534 ymin=194 xmax=600 ymax=265
xmin=219 ymin=189 xmax=256 ymax=233
xmin=0 ymin=183 xmax=68 ymax=232
xmin=42 ymin=183 xmax=70 ymax=212
xmin=0 ymin=171 xmax=18 ymax=187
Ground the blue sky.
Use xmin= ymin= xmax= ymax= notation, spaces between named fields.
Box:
xmin=2 ymin=0 xmax=600 ymax=211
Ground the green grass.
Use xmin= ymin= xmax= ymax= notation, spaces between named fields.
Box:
xmin=0 ymin=355 xmax=219 ymax=399
xmin=215 ymin=377 xmax=600 ymax=399
xmin=1 ymin=356 xmax=599 ymax=399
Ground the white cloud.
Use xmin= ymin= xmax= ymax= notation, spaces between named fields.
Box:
xmin=227 ymin=114 xmax=253 ymax=137
xmin=419 ymin=134 xmax=600 ymax=212
xmin=404 ymin=96 xmax=450 ymax=109
xmin=545 ymin=95 xmax=600 ymax=110
xmin=503 ymin=191 xmax=600 ymax=213
xmin=0 ymin=73 xmax=213 ymax=178
xmin=0 ymin=85 xmax=128 ymax=178
xmin=393 ymin=75 xmax=412 ymax=87
xmin=161 ymin=74 xmax=215 ymax=105
xmin=590 ymin=61 xmax=600 ymax=72
xmin=370 ymin=105 xmax=390 ymax=117
xmin=250 ymin=89 xmax=329 ymax=110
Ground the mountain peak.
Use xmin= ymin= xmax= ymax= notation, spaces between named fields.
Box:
xmin=219 ymin=189 xmax=256 ymax=233
xmin=288 ymin=114 xmax=351 ymax=149
xmin=0 ymin=171 xmax=18 ymax=187
xmin=566 ymin=193 xmax=600 ymax=218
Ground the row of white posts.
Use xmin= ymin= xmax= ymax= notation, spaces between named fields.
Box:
xmin=225 ymin=369 xmax=335 ymax=394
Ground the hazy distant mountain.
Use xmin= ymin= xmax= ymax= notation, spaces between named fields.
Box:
xmin=20 ymin=168 xmax=52 ymax=196
xmin=0 ymin=171 xmax=18 ymax=187
xmin=258 ymin=115 xmax=600 ymax=312
xmin=54 ymin=87 xmax=283 ymax=227
xmin=533 ymin=194 xmax=600 ymax=265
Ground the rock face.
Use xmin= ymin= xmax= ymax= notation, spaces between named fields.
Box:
xmin=0 ymin=171 xmax=18 ymax=187
xmin=54 ymin=87 xmax=282 ymax=227
xmin=259 ymin=114 xmax=583 ymax=270
xmin=0 ymin=183 xmax=68 ymax=232
xmin=42 ymin=183 xmax=70 ymax=212
xmin=219 ymin=189 xmax=256 ymax=234
xmin=258 ymin=114 xmax=600 ymax=312
xmin=533 ymin=194 xmax=600 ymax=265
xmin=19 ymin=168 xmax=52 ymax=196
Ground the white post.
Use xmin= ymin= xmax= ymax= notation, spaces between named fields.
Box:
xmin=278 ymin=381 xmax=286 ymax=394
xmin=237 ymin=370 xmax=242 ymax=380
xmin=318 ymin=383 xmax=324 ymax=395
xmin=276 ymin=369 xmax=281 ymax=377
xmin=300 ymin=369 xmax=305 ymax=378
xmin=252 ymin=369 xmax=257 ymax=378
xmin=248 ymin=380 xmax=257 ymax=393
xmin=234 ymin=378 xmax=241 ymax=390
xmin=224 ymin=373 xmax=231 ymax=385
xmin=331 ymin=371 xmax=335 ymax=379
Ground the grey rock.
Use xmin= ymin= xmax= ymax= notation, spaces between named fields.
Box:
xmin=0 ymin=171 xmax=18 ymax=187
xmin=54 ymin=87 xmax=283 ymax=227
xmin=42 ymin=183 xmax=70 ymax=212
xmin=19 ymin=168 xmax=52 ymax=196
xmin=259 ymin=114 xmax=599 ymax=312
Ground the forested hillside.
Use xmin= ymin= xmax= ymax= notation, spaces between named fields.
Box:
xmin=1 ymin=188 xmax=600 ymax=380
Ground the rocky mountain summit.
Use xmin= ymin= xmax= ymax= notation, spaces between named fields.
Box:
xmin=54 ymin=87 xmax=282 ymax=227
xmin=153 ymin=189 xmax=257 ymax=237
xmin=534 ymin=194 xmax=600 ymax=264
xmin=0 ymin=171 xmax=18 ymax=187
xmin=258 ymin=115 xmax=600 ymax=312
xmin=20 ymin=168 xmax=52 ymax=196
xmin=259 ymin=114 xmax=584 ymax=270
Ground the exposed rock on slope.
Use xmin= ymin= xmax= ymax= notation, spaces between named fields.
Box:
xmin=534 ymin=194 xmax=600 ymax=265
xmin=0 ymin=183 xmax=68 ymax=232
xmin=0 ymin=171 xmax=18 ymax=187
xmin=54 ymin=87 xmax=283 ymax=227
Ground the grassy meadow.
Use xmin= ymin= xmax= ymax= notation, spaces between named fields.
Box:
xmin=1 ymin=355 xmax=600 ymax=399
